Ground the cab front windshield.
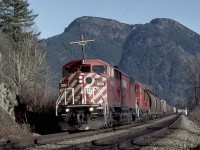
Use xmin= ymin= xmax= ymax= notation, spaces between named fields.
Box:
xmin=64 ymin=65 xmax=91 ymax=75
xmin=64 ymin=65 xmax=106 ymax=75
xmin=92 ymin=65 xmax=107 ymax=74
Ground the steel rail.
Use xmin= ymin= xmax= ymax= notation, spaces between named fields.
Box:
xmin=0 ymin=115 xmax=177 ymax=149
xmin=0 ymin=121 xmax=140 ymax=149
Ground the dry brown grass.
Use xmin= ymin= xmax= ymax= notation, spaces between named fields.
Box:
xmin=0 ymin=107 xmax=32 ymax=140
xmin=189 ymin=106 xmax=200 ymax=119
xmin=188 ymin=106 xmax=200 ymax=128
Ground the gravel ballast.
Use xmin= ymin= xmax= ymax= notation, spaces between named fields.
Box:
xmin=23 ymin=115 xmax=200 ymax=149
xmin=26 ymin=115 xmax=177 ymax=149
xmin=135 ymin=115 xmax=200 ymax=150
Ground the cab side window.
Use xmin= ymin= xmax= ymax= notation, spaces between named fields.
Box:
xmin=63 ymin=67 xmax=72 ymax=76
xmin=80 ymin=65 xmax=91 ymax=72
xmin=114 ymin=69 xmax=121 ymax=80
xmin=135 ymin=85 xmax=139 ymax=93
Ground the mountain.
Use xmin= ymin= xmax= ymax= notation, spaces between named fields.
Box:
xmin=43 ymin=16 xmax=200 ymax=107
xmin=43 ymin=16 xmax=132 ymax=74
xmin=119 ymin=18 xmax=200 ymax=105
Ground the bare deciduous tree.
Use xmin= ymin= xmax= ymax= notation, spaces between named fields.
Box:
xmin=10 ymin=35 xmax=48 ymax=110
xmin=1 ymin=31 xmax=57 ymax=113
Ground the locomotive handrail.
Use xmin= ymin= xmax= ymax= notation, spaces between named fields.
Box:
xmin=56 ymin=93 xmax=63 ymax=116
xmin=56 ymin=88 xmax=75 ymax=116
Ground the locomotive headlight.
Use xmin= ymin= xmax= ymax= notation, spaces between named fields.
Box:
xmin=78 ymin=80 xmax=83 ymax=84
xmin=89 ymin=107 xmax=94 ymax=112
xmin=78 ymin=76 xmax=83 ymax=84
xmin=65 ymin=108 xmax=70 ymax=112
xmin=78 ymin=76 xmax=83 ymax=79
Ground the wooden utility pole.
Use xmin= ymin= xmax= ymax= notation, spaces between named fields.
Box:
xmin=70 ymin=35 xmax=95 ymax=59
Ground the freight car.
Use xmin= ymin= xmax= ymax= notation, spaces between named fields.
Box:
xmin=56 ymin=36 xmax=176 ymax=130
xmin=177 ymin=108 xmax=188 ymax=115
xmin=134 ymin=84 xmax=175 ymax=120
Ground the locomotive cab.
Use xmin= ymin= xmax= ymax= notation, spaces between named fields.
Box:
xmin=135 ymin=82 xmax=150 ymax=121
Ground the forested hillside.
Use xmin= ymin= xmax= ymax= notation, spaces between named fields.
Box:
xmin=44 ymin=16 xmax=200 ymax=108
xmin=120 ymin=18 xmax=200 ymax=106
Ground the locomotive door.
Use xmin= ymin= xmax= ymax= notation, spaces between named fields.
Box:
xmin=114 ymin=69 xmax=122 ymax=105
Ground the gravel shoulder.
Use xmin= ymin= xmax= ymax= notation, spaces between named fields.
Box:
xmin=132 ymin=115 xmax=200 ymax=150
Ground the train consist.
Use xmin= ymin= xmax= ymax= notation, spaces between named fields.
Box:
xmin=56 ymin=58 xmax=177 ymax=130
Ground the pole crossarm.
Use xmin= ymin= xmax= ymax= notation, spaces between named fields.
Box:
xmin=70 ymin=39 xmax=95 ymax=46
xmin=70 ymin=35 xmax=95 ymax=59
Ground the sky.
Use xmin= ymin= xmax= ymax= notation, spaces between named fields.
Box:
xmin=27 ymin=0 xmax=200 ymax=39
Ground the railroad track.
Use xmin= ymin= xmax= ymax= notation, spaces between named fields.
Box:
xmin=66 ymin=115 xmax=179 ymax=150
xmin=0 ymin=115 xmax=179 ymax=150
xmin=0 ymin=122 xmax=141 ymax=149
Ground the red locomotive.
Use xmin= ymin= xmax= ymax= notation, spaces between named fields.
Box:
xmin=56 ymin=36 xmax=176 ymax=130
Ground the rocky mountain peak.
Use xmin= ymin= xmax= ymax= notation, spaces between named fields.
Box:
xmin=64 ymin=16 xmax=131 ymax=39
xmin=150 ymin=18 xmax=185 ymax=30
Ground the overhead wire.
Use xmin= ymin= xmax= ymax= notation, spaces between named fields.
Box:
xmin=90 ymin=0 xmax=104 ymax=16
xmin=63 ymin=0 xmax=142 ymax=61
xmin=117 ymin=0 xmax=141 ymax=21
xmin=86 ymin=0 xmax=105 ymax=33
xmin=93 ymin=0 xmax=104 ymax=16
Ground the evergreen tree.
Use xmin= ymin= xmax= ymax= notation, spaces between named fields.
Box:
xmin=0 ymin=0 xmax=50 ymax=111
xmin=0 ymin=0 xmax=38 ymax=45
